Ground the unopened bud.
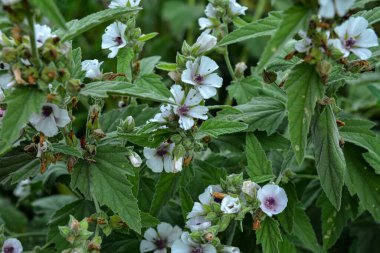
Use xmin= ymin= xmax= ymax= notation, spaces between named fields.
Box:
xmin=122 ymin=116 xmax=135 ymax=132
xmin=168 ymin=71 xmax=181 ymax=83
xmin=204 ymin=232 xmax=214 ymax=242
xmin=69 ymin=216 xmax=80 ymax=233
xmin=316 ymin=60 xmax=332 ymax=83
xmin=128 ymin=152 xmax=142 ymax=168
xmin=234 ymin=62 xmax=247 ymax=77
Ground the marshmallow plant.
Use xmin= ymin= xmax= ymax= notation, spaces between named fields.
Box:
xmin=0 ymin=0 xmax=379 ymax=252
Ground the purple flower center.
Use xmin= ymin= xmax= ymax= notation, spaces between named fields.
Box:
xmin=155 ymin=239 xmax=167 ymax=250
xmin=0 ymin=109 xmax=4 ymax=117
xmin=114 ymin=36 xmax=123 ymax=45
xmin=194 ymin=74 xmax=204 ymax=84
xmin=156 ymin=145 xmax=169 ymax=157
xmin=42 ymin=105 xmax=53 ymax=117
xmin=178 ymin=105 xmax=190 ymax=116
xmin=191 ymin=247 xmax=203 ymax=253
xmin=264 ymin=197 xmax=276 ymax=210
xmin=345 ymin=37 xmax=356 ymax=48
xmin=3 ymin=246 xmax=14 ymax=253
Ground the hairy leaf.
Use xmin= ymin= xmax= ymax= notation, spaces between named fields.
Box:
xmin=150 ymin=173 xmax=180 ymax=216
xmin=256 ymin=218 xmax=282 ymax=253
xmin=245 ymin=133 xmax=273 ymax=179
xmin=30 ymin=0 xmax=67 ymax=30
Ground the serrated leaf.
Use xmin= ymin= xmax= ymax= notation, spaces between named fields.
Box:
xmin=139 ymin=56 xmax=161 ymax=76
xmin=344 ymin=144 xmax=380 ymax=222
xmin=51 ymin=143 xmax=82 ymax=158
xmin=70 ymin=47 xmax=85 ymax=80
xmin=117 ymin=47 xmax=134 ymax=82
xmin=285 ymin=63 xmax=324 ymax=164
xmin=277 ymin=183 xmax=297 ymax=234
xmin=257 ymin=6 xmax=310 ymax=71
xmin=312 ymin=106 xmax=346 ymax=210
xmin=246 ymin=133 xmax=273 ymax=179
xmin=141 ymin=212 xmax=160 ymax=228
xmin=293 ymin=205 xmax=326 ymax=253
xmin=30 ymin=0 xmax=67 ymax=30
xmin=256 ymin=218 xmax=282 ymax=253
xmin=179 ymin=187 xmax=193 ymax=219
xmin=0 ymin=87 xmax=46 ymax=153
xmin=196 ymin=120 xmax=248 ymax=139
xmin=218 ymin=11 xmax=282 ymax=46
xmin=134 ymin=73 xmax=171 ymax=98
xmin=150 ymin=173 xmax=180 ymax=216
xmin=56 ymin=7 xmax=141 ymax=41
xmin=355 ymin=6 xmax=380 ymax=24
xmin=0 ymin=151 xmax=39 ymax=184
xmin=71 ymin=145 xmax=141 ymax=233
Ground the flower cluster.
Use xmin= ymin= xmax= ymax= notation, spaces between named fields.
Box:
xmin=140 ymin=175 xmax=288 ymax=253
xmin=294 ymin=1 xmax=378 ymax=61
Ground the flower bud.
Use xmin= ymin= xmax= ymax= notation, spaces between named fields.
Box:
xmin=316 ymin=60 xmax=332 ymax=83
xmin=193 ymin=31 xmax=217 ymax=55
xmin=121 ymin=116 xmax=135 ymax=132
xmin=2 ymin=47 xmax=17 ymax=62
xmin=168 ymin=71 xmax=181 ymax=83
xmin=176 ymin=53 xmax=187 ymax=68
xmin=128 ymin=152 xmax=142 ymax=168
xmin=41 ymin=65 xmax=57 ymax=83
xmin=181 ymin=41 xmax=192 ymax=56
xmin=234 ymin=62 xmax=247 ymax=77
xmin=241 ymin=180 xmax=260 ymax=197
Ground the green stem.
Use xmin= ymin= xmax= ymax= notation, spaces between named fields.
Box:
xmin=253 ymin=0 xmax=266 ymax=21
xmin=223 ymin=47 xmax=236 ymax=81
xmin=26 ymin=11 xmax=40 ymax=69
xmin=226 ymin=221 xmax=237 ymax=245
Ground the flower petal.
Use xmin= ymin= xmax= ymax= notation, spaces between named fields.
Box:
xmin=187 ymin=106 xmax=208 ymax=120
xmin=140 ymin=239 xmax=157 ymax=252
xmin=197 ymin=85 xmax=217 ymax=99
xmin=170 ymin=85 xmax=185 ymax=105
xmin=198 ymin=56 xmax=218 ymax=76
xmin=350 ymin=47 xmax=372 ymax=60
xmin=355 ymin=29 xmax=379 ymax=48
xmin=179 ymin=115 xmax=195 ymax=130
xmin=147 ymin=156 xmax=164 ymax=173
xmin=144 ymin=227 xmax=158 ymax=241
xmin=157 ymin=222 xmax=173 ymax=239
xmin=202 ymin=73 xmax=223 ymax=88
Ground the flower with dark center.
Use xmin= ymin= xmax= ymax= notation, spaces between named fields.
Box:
xmin=156 ymin=144 xmax=169 ymax=157
xmin=114 ymin=36 xmax=123 ymax=45
xmin=194 ymin=74 xmax=204 ymax=84
xmin=264 ymin=197 xmax=276 ymax=210
xmin=42 ymin=105 xmax=53 ymax=117
xmin=155 ymin=238 xmax=167 ymax=249
xmin=1 ymin=238 xmax=23 ymax=253
xmin=257 ymin=184 xmax=288 ymax=217
xmin=101 ymin=22 xmax=127 ymax=58
xmin=143 ymin=142 xmax=177 ymax=173
xmin=345 ymin=37 xmax=356 ymax=48
xmin=178 ymin=105 xmax=190 ymax=116
xmin=3 ymin=246 xmax=14 ymax=253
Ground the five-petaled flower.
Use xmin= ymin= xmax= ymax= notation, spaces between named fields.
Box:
xmin=143 ymin=142 xmax=182 ymax=173
xmin=181 ymin=56 xmax=223 ymax=99
xmin=171 ymin=232 xmax=217 ymax=253
xmin=109 ymin=0 xmax=141 ymax=8
xmin=140 ymin=222 xmax=182 ymax=253
xmin=329 ymin=17 xmax=379 ymax=60
xmin=257 ymin=184 xmax=288 ymax=217
xmin=1 ymin=238 xmax=23 ymax=253
xmin=101 ymin=22 xmax=127 ymax=58
xmin=81 ymin=60 xmax=103 ymax=80
xmin=29 ymin=103 xmax=71 ymax=137
xmin=170 ymin=84 xmax=208 ymax=130
xmin=318 ymin=0 xmax=355 ymax=19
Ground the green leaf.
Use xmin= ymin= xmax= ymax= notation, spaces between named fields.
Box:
xmin=156 ymin=62 xmax=177 ymax=71
xmin=51 ymin=143 xmax=82 ymax=158
xmin=256 ymin=218 xmax=282 ymax=253
xmin=0 ymin=87 xmax=46 ymax=153
xmin=70 ymin=47 xmax=85 ymax=80
xmin=293 ymin=205 xmax=326 ymax=253
xmin=0 ymin=151 xmax=40 ymax=184
xmin=150 ymin=173 xmax=180 ymax=217
xmin=218 ymin=11 xmax=282 ymax=46
xmin=339 ymin=118 xmax=380 ymax=175
xmin=139 ymin=56 xmax=161 ymax=76
xmin=56 ymin=7 xmax=141 ymax=41
xmin=355 ymin=6 xmax=380 ymax=25
xmin=71 ymin=145 xmax=141 ymax=233
xmin=285 ymin=63 xmax=324 ymax=164
xmin=119 ymin=129 xmax=171 ymax=148
xmin=179 ymin=187 xmax=193 ymax=219
xmin=134 ymin=73 xmax=171 ymax=98
xmin=117 ymin=47 xmax=134 ymax=82
xmin=344 ymin=144 xmax=380 ymax=222
xmin=316 ymin=190 xmax=357 ymax=249
xmin=278 ymin=237 xmax=297 ymax=253
xmin=196 ymin=120 xmax=248 ymax=139
xmin=227 ymin=76 xmax=286 ymax=105
xmin=0 ymin=198 xmax=27 ymax=233
xmin=141 ymin=212 xmax=160 ymax=228
xmin=245 ymin=133 xmax=273 ymax=180
xmin=312 ymin=106 xmax=346 ymax=210
xmin=30 ymin=0 xmax=67 ymax=30
xmin=138 ymin=32 xmax=159 ymax=42
xmin=257 ymin=6 xmax=310 ymax=71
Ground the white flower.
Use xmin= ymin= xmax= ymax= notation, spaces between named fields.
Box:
xmin=140 ymin=222 xmax=182 ymax=253
xmin=129 ymin=152 xmax=142 ymax=167
xmin=187 ymin=185 xmax=222 ymax=219
xmin=328 ymin=17 xmax=379 ymax=60
xmin=101 ymin=22 xmax=127 ymax=58
xmin=1 ymin=0 xmax=21 ymax=5
xmin=34 ymin=24 xmax=54 ymax=48
xmin=318 ymin=0 xmax=355 ymax=19
xmin=143 ymin=142 xmax=177 ymax=173
xmin=222 ymin=246 xmax=241 ymax=253
xmin=109 ymin=0 xmax=141 ymax=8
xmin=81 ymin=60 xmax=103 ymax=79
xmin=1 ymin=238 xmax=23 ymax=253
xmin=181 ymin=56 xmax=223 ymax=99
xmin=13 ymin=179 xmax=31 ymax=198
xmin=29 ymin=103 xmax=71 ymax=137
xmin=295 ymin=30 xmax=312 ymax=53
xmin=241 ymin=180 xmax=260 ymax=197
xmin=220 ymin=195 xmax=241 ymax=214
xmin=257 ymin=184 xmax=288 ymax=217
xmin=198 ymin=4 xmax=218 ymax=30
xmin=229 ymin=0 xmax=248 ymax=16
xmin=171 ymin=232 xmax=216 ymax=253
xmin=170 ymin=85 xmax=208 ymax=130
xmin=194 ymin=31 xmax=217 ymax=54
xmin=186 ymin=216 xmax=211 ymax=232
xmin=36 ymin=141 xmax=48 ymax=158
xmin=150 ymin=105 xmax=173 ymax=123
xmin=0 ymin=62 xmax=14 ymax=89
